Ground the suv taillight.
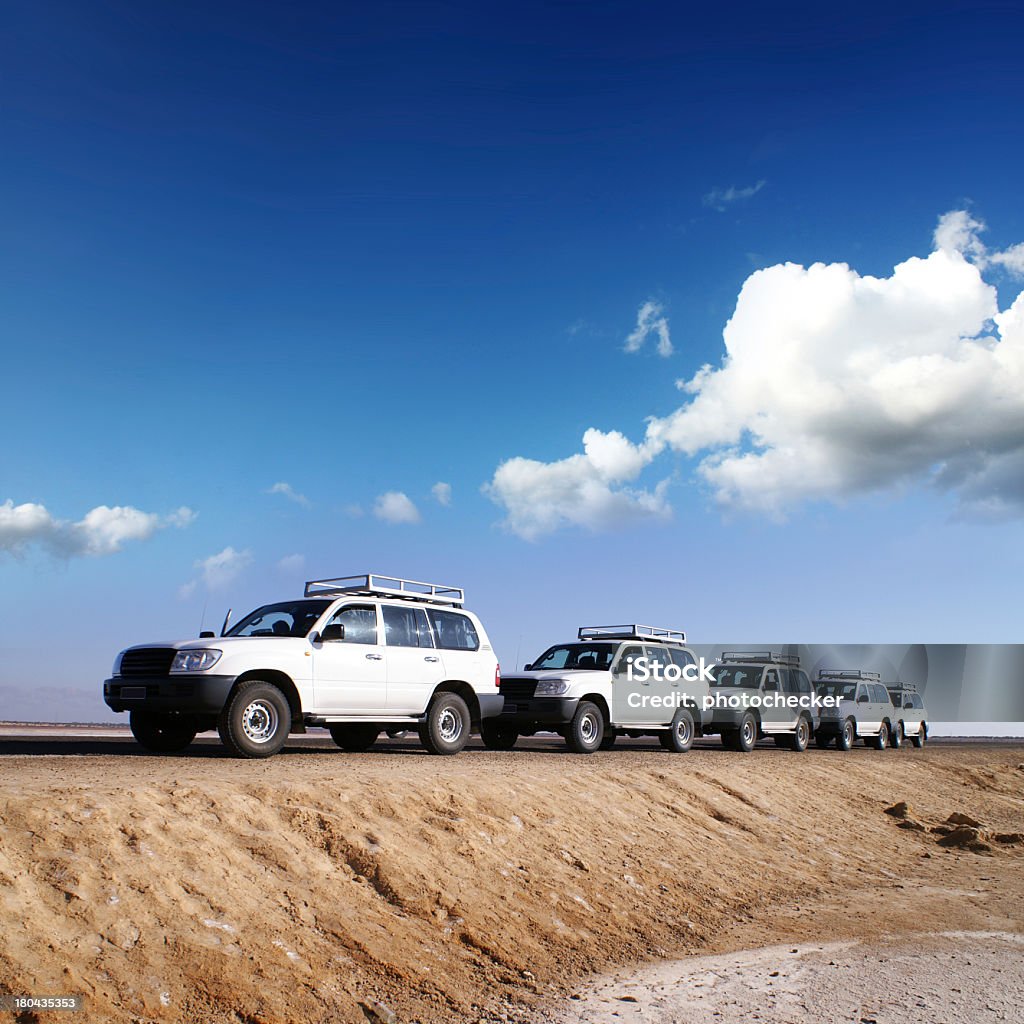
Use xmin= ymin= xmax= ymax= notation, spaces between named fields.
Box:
xmin=495 ymin=664 xmax=501 ymax=688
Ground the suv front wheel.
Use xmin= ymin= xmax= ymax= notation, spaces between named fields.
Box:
xmin=218 ymin=680 xmax=291 ymax=759
xmin=419 ymin=692 xmax=471 ymax=755
xmin=566 ymin=700 xmax=605 ymax=754
xmin=130 ymin=710 xmax=198 ymax=753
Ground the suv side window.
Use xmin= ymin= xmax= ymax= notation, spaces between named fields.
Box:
xmin=426 ymin=609 xmax=480 ymax=651
xmin=669 ymin=647 xmax=696 ymax=670
xmin=872 ymin=684 xmax=890 ymax=704
xmin=613 ymin=644 xmax=645 ymax=677
xmin=793 ymin=669 xmax=812 ymax=695
xmin=643 ymin=645 xmax=671 ymax=673
xmin=382 ymin=605 xmax=434 ymax=648
xmin=780 ymin=669 xmax=799 ymax=694
xmin=763 ymin=669 xmax=780 ymax=692
xmin=326 ymin=604 xmax=379 ymax=644
xmin=911 ymin=695 xmax=924 ymax=709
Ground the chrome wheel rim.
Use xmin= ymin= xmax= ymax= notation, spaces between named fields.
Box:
xmin=741 ymin=720 xmax=755 ymax=746
xmin=242 ymin=700 xmax=278 ymax=744
xmin=675 ymin=717 xmax=692 ymax=746
xmin=843 ymin=722 xmax=853 ymax=746
xmin=580 ymin=712 xmax=599 ymax=744
xmin=438 ymin=707 xmax=463 ymax=743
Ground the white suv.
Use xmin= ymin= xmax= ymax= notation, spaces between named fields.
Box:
xmin=103 ymin=574 xmax=502 ymax=758
xmin=491 ymin=625 xmax=710 ymax=754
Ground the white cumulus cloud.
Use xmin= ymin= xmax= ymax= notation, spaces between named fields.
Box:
xmin=485 ymin=210 xmax=1024 ymax=533
xmin=703 ymin=180 xmax=766 ymax=212
xmin=0 ymin=500 xmax=195 ymax=558
xmin=373 ymin=491 xmax=421 ymax=524
xmin=625 ymin=300 xmax=673 ymax=357
xmin=934 ymin=209 xmax=1024 ymax=277
xmin=432 ymin=482 xmax=452 ymax=506
xmin=484 ymin=429 xmax=670 ymax=541
xmin=266 ymin=481 xmax=310 ymax=507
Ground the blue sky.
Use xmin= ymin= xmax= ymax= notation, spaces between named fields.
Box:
xmin=2 ymin=1 xmax=1024 ymax=720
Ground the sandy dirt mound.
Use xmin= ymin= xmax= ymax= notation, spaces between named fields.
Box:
xmin=0 ymin=739 xmax=1021 ymax=1023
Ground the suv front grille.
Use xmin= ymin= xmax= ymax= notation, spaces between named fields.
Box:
xmin=499 ymin=679 xmax=538 ymax=699
xmin=119 ymin=648 xmax=177 ymax=677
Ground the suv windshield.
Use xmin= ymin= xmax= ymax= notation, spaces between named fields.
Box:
xmin=816 ymin=682 xmax=857 ymax=701
xmin=227 ymin=600 xmax=332 ymax=638
xmin=531 ymin=643 xmax=617 ymax=671
xmin=711 ymin=664 xmax=764 ymax=688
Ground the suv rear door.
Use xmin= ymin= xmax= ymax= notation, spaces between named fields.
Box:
xmin=382 ymin=604 xmax=445 ymax=713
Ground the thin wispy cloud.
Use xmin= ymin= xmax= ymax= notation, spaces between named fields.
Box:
xmin=624 ymin=300 xmax=673 ymax=357
xmin=179 ymin=545 xmax=253 ymax=598
xmin=432 ymin=481 xmax=452 ymax=506
xmin=702 ymin=180 xmax=766 ymax=212
xmin=266 ymin=481 xmax=310 ymax=508
xmin=0 ymin=500 xmax=194 ymax=558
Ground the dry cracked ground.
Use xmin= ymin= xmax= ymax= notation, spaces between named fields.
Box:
xmin=0 ymin=733 xmax=1022 ymax=1023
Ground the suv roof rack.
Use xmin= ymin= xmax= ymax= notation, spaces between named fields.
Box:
xmin=304 ymin=574 xmax=464 ymax=607
xmin=817 ymin=669 xmax=881 ymax=683
xmin=885 ymin=680 xmax=919 ymax=693
xmin=578 ymin=624 xmax=686 ymax=643
xmin=720 ymin=650 xmax=800 ymax=667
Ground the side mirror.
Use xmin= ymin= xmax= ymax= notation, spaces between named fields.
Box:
xmin=320 ymin=623 xmax=345 ymax=642
xmin=857 ymin=694 xmax=869 ymax=703
xmin=523 ymin=663 xmax=533 ymax=671
xmin=763 ymin=680 xmax=777 ymax=692
xmin=905 ymin=700 xmax=914 ymax=709
xmin=199 ymin=630 xmax=215 ymax=639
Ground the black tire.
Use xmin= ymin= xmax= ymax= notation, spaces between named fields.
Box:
xmin=911 ymin=723 xmax=927 ymax=748
xmin=480 ymin=720 xmax=519 ymax=751
xmin=870 ymin=721 xmax=890 ymax=750
xmin=419 ymin=692 xmax=471 ymax=755
xmin=218 ymin=680 xmax=291 ymax=759
xmin=129 ymin=710 xmax=198 ymax=753
xmin=815 ymin=733 xmax=833 ymax=749
xmin=329 ymin=724 xmax=380 ymax=751
xmin=891 ymin=721 xmax=904 ymax=749
xmin=788 ymin=716 xmax=811 ymax=752
xmin=565 ymin=700 xmax=605 ymax=754
xmin=662 ymin=708 xmax=695 ymax=753
xmin=599 ymin=730 xmax=617 ymax=751
xmin=735 ymin=713 xmax=758 ymax=753
xmin=837 ymin=718 xmax=855 ymax=751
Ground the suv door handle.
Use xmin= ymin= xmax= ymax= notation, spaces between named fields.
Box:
xmin=365 ymin=653 xmax=383 ymax=661
xmin=424 ymin=656 xmax=440 ymax=663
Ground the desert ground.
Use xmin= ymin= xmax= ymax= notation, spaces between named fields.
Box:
xmin=0 ymin=732 xmax=1021 ymax=1023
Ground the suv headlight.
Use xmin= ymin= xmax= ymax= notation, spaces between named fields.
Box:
xmin=171 ymin=649 xmax=223 ymax=672
xmin=534 ymin=679 xmax=570 ymax=696
xmin=112 ymin=651 xmax=125 ymax=677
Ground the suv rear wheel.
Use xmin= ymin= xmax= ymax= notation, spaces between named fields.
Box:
xmin=218 ymin=681 xmax=291 ymax=759
xmin=890 ymin=721 xmax=904 ymax=748
xmin=130 ymin=710 xmax=198 ymax=753
xmin=480 ymin=721 xmax=519 ymax=751
xmin=419 ymin=692 xmax=471 ymax=755
xmin=870 ymin=721 xmax=890 ymax=750
xmin=566 ymin=700 xmax=604 ymax=754
xmin=329 ymin=724 xmax=380 ymax=751
xmin=910 ymin=724 xmax=927 ymax=748
xmin=788 ymin=715 xmax=811 ymax=752
xmin=660 ymin=708 xmax=695 ymax=753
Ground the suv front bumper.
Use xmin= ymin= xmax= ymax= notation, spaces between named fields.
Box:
xmin=104 ymin=675 xmax=236 ymax=714
xmin=496 ymin=695 xmax=579 ymax=726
